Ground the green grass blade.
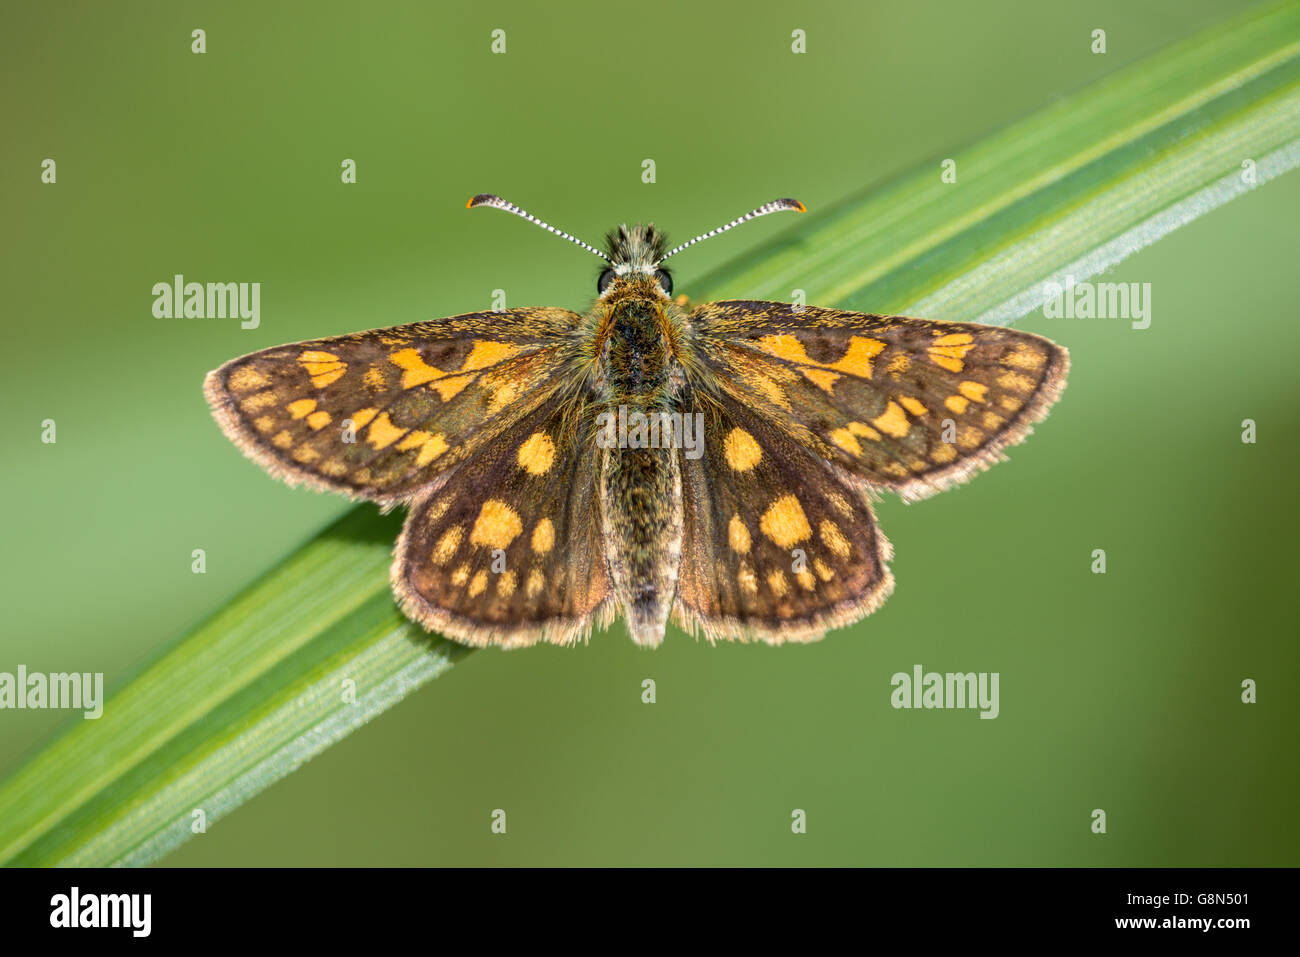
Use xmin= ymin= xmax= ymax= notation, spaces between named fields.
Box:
xmin=701 ymin=1 xmax=1300 ymax=317
xmin=0 ymin=509 xmax=469 ymax=866
xmin=2 ymin=0 xmax=1298 ymax=867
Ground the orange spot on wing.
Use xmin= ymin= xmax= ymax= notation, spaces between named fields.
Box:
xmin=757 ymin=334 xmax=812 ymax=365
xmin=848 ymin=421 xmax=882 ymax=440
xmin=755 ymin=334 xmax=885 ymax=380
xmin=998 ymin=371 xmax=1035 ymax=392
xmin=228 ymin=366 xmax=271 ymax=392
xmin=432 ymin=527 xmax=463 ymax=565
xmin=723 ymin=428 xmax=762 ymax=471
xmin=366 ymin=412 xmax=407 ymax=449
xmin=531 ymin=518 xmax=555 ymax=553
xmin=497 ymin=570 xmax=517 ymax=598
xmin=240 ymin=390 xmax=278 ymax=413
xmin=932 ymin=443 xmax=957 ymax=464
xmin=898 ymin=396 xmax=928 ymax=417
xmin=760 ymin=495 xmax=812 ymax=549
xmin=349 ymin=408 xmax=378 ymax=430
xmin=462 ymin=340 xmax=519 ymax=372
xmin=830 ymin=428 xmax=861 ymax=456
xmin=470 ymin=499 xmax=523 ymax=549
xmin=526 ymin=568 xmax=545 ymax=597
xmin=431 ymin=374 xmax=474 ymax=402
xmin=928 ymin=334 xmax=975 ymax=374
xmin=767 ymin=571 xmax=789 ymax=597
xmin=932 ymin=332 xmax=974 ymax=346
xmin=819 ymin=520 xmax=851 ymax=558
xmin=299 ymin=351 xmax=346 ymax=388
xmin=389 ymin=347 xmax=446 ymax=388
xmin=1003 ymin=345 xmax=1046 ymax=371
xmin=517 ymin=432 xmax=556 ymax=475
xmin=728 ymin=514 xmax=752 ymax=553
xmin=886 ymin=353 xmax=910 ymax=376
xmin=468 ymin=570 xmax=488 ymax=598
xmin=746 ymin=372 xmax=792 ymax=411
xmin=829 ymin=337 xmax=886 ymax=378
xmin=397 ymin=429 xmax=450 ymax=466
xmin=802 ymin=368 xmax=840 ymax=393
xmin=871 ymin=401 xmax=910 ymax=438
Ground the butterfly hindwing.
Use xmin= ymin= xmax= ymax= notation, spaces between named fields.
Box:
xmin=673 ymin=387 xmax=894 ymax=643
xmin=204 ymin=308 xmax=581 ymax=503
xmin=391 ymin=395 xmax=614 ymax=648
xmin=689 ymin=300 xmax=1069 ymax=501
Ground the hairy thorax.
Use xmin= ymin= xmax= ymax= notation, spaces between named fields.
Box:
xmin=591 ymin=282 xmax=683 ymax=405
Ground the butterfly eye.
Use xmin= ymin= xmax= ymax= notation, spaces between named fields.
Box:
xmin=597 ymin=268 xmax=616 ymax=294
xmin=654 ymin=269 xmax=673 ymax=296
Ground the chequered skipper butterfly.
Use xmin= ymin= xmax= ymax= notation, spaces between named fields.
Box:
xmin=205 ymin=196 xmax=1068 ymax=648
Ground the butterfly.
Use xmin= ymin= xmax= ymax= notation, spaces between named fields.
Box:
xmin=205 ymin=195 xmax=1068 ymax=649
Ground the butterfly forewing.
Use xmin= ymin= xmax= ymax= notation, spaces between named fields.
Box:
xmin=689 ymin=301 xmax=1069 ymax=502
xmin=204 ymin=308 xmax=581 ymax=502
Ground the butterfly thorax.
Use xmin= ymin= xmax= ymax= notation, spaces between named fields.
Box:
xmin=593 ymin=283 xmax=679 ymax=399
xmin=591 ymin=224 xmax=681 ymax=402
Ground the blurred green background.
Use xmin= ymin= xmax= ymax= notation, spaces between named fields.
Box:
xmin=3 ymin=0 xmax=1296 ymax=865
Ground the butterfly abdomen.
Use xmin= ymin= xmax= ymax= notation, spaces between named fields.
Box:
xmin=600 ymin=444 xmax=683 ymax=647
xmin=595 ymin=293 xmax=685 ymax=647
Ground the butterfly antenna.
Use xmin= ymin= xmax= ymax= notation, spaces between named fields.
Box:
xmin=657 ymin=198 xmax=806 ymax=262
xmin=467 ymin=194 xmax=611 ymax=262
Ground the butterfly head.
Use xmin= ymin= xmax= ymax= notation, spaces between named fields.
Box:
xmin=466 ymin=193 xmax=805 ymax=302
xmin=598 ymin=224 xmax=673 ymax=299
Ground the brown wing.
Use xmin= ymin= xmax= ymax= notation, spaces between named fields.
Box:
xmin=391 ymin=393 xmax=613 ymax=648
xmin=673 ymin=385 xmax=894 ymax=644
xmin=204 ymin=308 xmax=581 ymax=503
xmin=689 ymin=301 xmax=1068 ymax=502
